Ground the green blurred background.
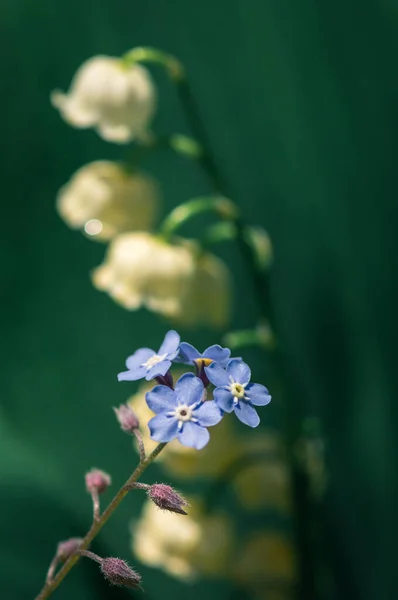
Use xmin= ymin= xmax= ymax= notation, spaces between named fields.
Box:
xmin=0 ymin=0 xmax=394 ymax=598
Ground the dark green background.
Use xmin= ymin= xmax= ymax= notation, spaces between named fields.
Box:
xmin=0 ymin=1 xmax=394 ymax=599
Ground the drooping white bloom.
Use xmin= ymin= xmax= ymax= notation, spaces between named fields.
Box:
xmin=91 ymin=232 xmax=231 ymax=326
xmin=56 ymin=161 xmax=158 ymax=241
xmin=91 ymin=232 xmax=196 ymax=316
xmin=51 ymin=56 xmax=156 ymax=143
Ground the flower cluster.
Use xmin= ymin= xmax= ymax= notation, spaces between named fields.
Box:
xmin=51 ymin=53 xmax=232 ymax=329
xmin=118 ymin=330 xmax=271 ymax=450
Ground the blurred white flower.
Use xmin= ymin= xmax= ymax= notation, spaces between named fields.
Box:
xmin=92 ymin=232 xmax=231 ymax=326
xmin=56 ymin=161 xmax=158 ymax=241
xmin=132 ymin=498 xmax=234 ymax=580
xmin=92 ymin=232 xmax=196 ymax=315
xmin=232 ymin=430 xmax=292 ymax=513
xmin=179 ymin=253 xmax=231 ymax=328
xmin=233 ymin=532 xmax=296 ymax=598
xmin=51 ymin=56 xmax=156 ymax=143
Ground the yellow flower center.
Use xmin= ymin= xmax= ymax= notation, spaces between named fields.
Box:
xmin=194 ymin=357 xmax=213 ymax=367
xmin=230 ymin=382 xmax=245 ymax=398
xmin=143 ymin=353 xmax=167 ymax=369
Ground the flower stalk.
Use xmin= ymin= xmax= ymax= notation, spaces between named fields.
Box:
xmin=122 ymin=46 xmax=184 ymax=81
xmin=159 ymin=195 xmax=238 ymax=241
xmin=34 ymin=442 xmax=167 ymax=600
xmin=168 ymin=62 xmax=316 ymax=600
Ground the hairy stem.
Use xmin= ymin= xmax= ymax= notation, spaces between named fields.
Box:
xmin=34 ymin=442 xmax=167 ymax=600
xmin=91 ymin=490 xmax=100 ymax=522
xmin=45 ymin=557 xmax=58 ymax=585
xmin=133 ymin=430 xmax=146 ymax=462
xmin=78 ymin=549 xmax=103 ymax=564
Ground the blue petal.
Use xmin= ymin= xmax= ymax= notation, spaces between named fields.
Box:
xmin=204 ymin=362 xmax=230 ymax=387
xmin=213 ymin=388 xmax=234 ymax=413
xmin=148 ymin=414 xmax=179 ymax=442
xmin=203 ymin=345 xmax=231 ymax=367
xmin=118 ymin=365 xmax=147 ymax=382
xmin=158 ymin=330 xmax=180 ymax=358
xmin=145 ymin=359 xmax=172 ymax=381
xmin=177 ymin=342 xmax=201 ymax=365
xmin=178 ymin=422 xmax=210 ymax=449
xmin=246 ymin=383 xmax=272 ymax=406
xmin=234 ymin=401 xmax=260 ymax=427
xmin=125 ymin=348 xmax=154 ymax=370
xmin=146 ymin=385 xmax=177 ymax=414
xmin=227 ymin=359 xmax=251 ymax=385
xmin=193 ymin=401 xmax=223 ymax=426
xmin=174 ymin=373 xmax=205 ymax=406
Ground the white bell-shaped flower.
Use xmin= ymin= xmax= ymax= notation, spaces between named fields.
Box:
xmin=56 ymin=161 xmax=158 ymax=241
xmin=91 ymin=232 xmax=196 ymax=316
xmin=91 ymin=232 xmax=231 ymax=326
xmin=51 ymin=56 xmax=156 ymax=143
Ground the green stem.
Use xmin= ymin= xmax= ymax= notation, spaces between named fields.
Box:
xmin=159 ymin=195 xmax=238 ymax=241
xmin=123 ymin=133 xmax=203 ymax=172
xmin=34 ymin=443 xmax=167 ymax=600
xmin=174 ymin=78 xmax=227 ymax=192
xmin=223 ymin=323 xmax=275 ymax=351
xmin=122 ymin=47 xmax=184 ymax=81
xmin=200 ymin=221 xmax=237 ymax=247
xmin=172 ymin=68 xmax=316 ymax=600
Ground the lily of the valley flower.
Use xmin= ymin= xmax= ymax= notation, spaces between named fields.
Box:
xmin=91 ymin=232 xmax=197 ymax=316
xmin=51 ymin=56 xmax=156 ymax=143
xmin=57 ymin=162 xmax=158 ymax=241
xmin=205 ymin=359 xmax=271 ymax=427
xmin=91 ymin=233 xmax=231 ymax=326
xmin=118 ymin=330 xmax=180 ymax=382
xmin=146 ymin=373 xmax=222 ymax=449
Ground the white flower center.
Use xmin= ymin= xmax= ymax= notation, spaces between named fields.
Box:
xmin=174 ymin=404 xmax=193 ymax=422
xmin=227 ymin=377 xmax=248 ymax=403
xmin=142 ymin=353 xmax=167 ymax=370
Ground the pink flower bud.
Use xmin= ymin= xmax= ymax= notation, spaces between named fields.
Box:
xmin=113 ymin=404 xmax=139 ymax=433
xmin=100 ymin=557 xmax=141 ymax=589
xmin=56 ymin=538 xmax=83 ymax=562
xmin=148 ymin=483 xmax=188 ymax=515
xmin=85 ymin=469 xmax=111 ymax=494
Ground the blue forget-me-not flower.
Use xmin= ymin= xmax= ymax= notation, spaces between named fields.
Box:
xmin=146 ymin=373 xmax=223 ymax=449
xmin=205 ymin=359 xmax=271 ymax=427
xmin=177 ymin=342 xmax=232 ymax=368
xmin=118 ymin=330 xmax=180 ymax=382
